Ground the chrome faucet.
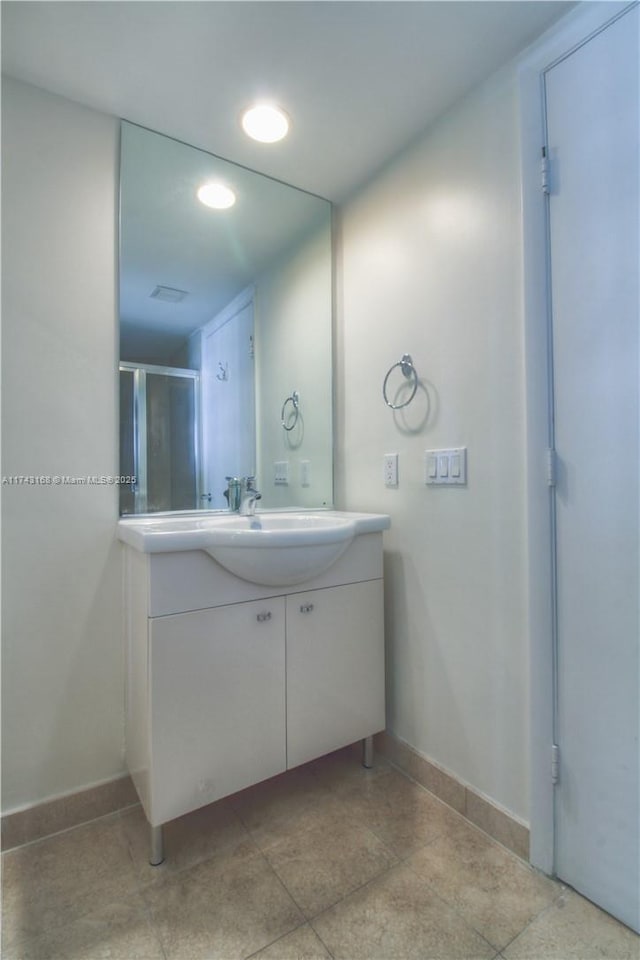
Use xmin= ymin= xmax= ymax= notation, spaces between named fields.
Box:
xmin=239 ymin=476 xmax=262 ymax=516
xmin=224 ymin=477 xmax=242 ymax=512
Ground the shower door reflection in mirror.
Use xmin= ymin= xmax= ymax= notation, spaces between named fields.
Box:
xmin=119 ymin=121 xmax=333 ymax=515
xmin=119 ymin=363 xmax=200 ymax=515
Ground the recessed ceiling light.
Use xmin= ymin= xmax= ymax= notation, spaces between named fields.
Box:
xmin=241 ymin=103 xmax=290 ymax=143
xmin=197 ymin=182 xmax=236 ymax=210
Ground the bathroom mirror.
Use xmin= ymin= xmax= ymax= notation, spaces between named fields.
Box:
xmin=119 ymin=120 xmax=333 ymax=515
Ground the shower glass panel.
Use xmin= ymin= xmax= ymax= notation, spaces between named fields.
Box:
xmin=119 ymin=363 xmax=200 ymax=515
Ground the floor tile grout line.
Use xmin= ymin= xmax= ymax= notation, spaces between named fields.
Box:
xmin=243 ymin=918 xmax=336 ymax=960
xmin=137 ymin=840 xmax=307 ymax=959
xmin=304 ymin=859 xmax=501 ymax=960
xmin=496 ymin=885 xmax=575 ymax=957
xmin=221 ymin=777 xmax=417 ymax=934
xmin=242 ymin=920 xmax=305 ymax=960
xmin=305 ymin=856 xmax=428 ymax=927
xmin=313 ymin=926 xmax=337 ymax=960
xmin=399 ymin=855 xmax=505 ymax=956
xmin=259 ymin=836 xmax=427 ymax=949
xmin=254 ymin=844 xmax=309 ymax=921
xmin=137 ymin=889 xmax=170 ymax=960
xmin=236 ymin=847 xmax=324 ymax=959
xmin=396 ymin=834 xmax=564 ymax=956
xmin=263 ymin=832 xmax=401 ymax=925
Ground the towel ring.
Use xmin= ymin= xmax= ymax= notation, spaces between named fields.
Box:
xmin=281 ymin=391 xmax=300 ymax=431
xmin=383 ymin=354 xmax=419 ymax=410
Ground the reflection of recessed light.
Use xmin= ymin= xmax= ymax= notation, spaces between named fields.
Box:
xmin=241 ymin=103 xmax=289 ymax=143
xmin=197 ymin=182 xmax=236 ymax=209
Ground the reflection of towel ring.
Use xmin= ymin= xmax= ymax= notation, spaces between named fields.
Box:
xmin=383 ymin=354 xmax=419 ymax=409
xmin=281 ymin=390 xmax=300 ymax=431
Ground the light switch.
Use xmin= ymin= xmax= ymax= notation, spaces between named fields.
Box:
xmin=450 ymin=453 xmax=461 ymax=478
xmin=438 ymin=455 xmax=449 ymax=478
xmin=427 ymin=454 xmax=438 ymax=479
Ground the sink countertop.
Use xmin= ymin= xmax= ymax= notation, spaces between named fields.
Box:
xmin=117 ymin=510 xmax=391 ymax=554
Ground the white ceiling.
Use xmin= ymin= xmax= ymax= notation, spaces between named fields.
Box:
xmin=2 ymin=0 xmax=575 ymax=203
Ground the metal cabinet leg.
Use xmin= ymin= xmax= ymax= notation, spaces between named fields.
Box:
xmin=362 ymin=735 xmax=374 ymax=769
xmin=149 ymin=824 xmax=165 ymax=866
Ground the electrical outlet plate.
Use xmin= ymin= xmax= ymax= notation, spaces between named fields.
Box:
xmin=384 ymin=453 xmax=399 ymax=487
xmin=424 ymin=447 xmax=467 ymax=485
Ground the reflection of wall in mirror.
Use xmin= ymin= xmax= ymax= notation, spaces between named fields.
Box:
xmin=255 ymin=223 xmax=332 ymax=509
xmin=196 ymin=288 xmax=256 ymax=510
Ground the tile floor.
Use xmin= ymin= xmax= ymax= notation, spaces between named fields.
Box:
xmin=2 ymin=746 xmax=638 ymax=959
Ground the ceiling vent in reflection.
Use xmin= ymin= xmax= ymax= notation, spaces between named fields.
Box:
xmin=150 ymin=285 xmax=188 ymax=303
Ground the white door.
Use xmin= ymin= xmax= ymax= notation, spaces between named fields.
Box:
xmin=149 ymin=598 xmax=286 ymax=825
xmin=201 ymin=296 xmax=256 ymax=509
xmin=545 ymin=5 xmax=639 ymax=931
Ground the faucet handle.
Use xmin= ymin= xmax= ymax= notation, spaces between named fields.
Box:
xmin=238 ymin=476 xmax=261 ymax=516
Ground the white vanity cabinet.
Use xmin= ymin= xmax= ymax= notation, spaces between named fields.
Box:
xmin=121 ymin=516 xmax=388 ymax=861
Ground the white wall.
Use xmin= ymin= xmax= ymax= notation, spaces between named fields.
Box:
xmin=336 ymin=64 xmax=530 ymax=820
xmin=1 ymin=78 xmax=124 ymax=812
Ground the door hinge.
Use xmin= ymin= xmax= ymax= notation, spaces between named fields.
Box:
xmin=551 ymin=743 xmax=560 ymax=784
xmin=541 ymin=146 xmax=550 ymax=195
xmin=546 ymin=448 xmax=557 ymax=487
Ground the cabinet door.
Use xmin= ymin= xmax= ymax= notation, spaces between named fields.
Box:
xmin=149 ymin=597 xmax=285 ymax=825
xmin=286 ymin=580 xmax=385 ymax=769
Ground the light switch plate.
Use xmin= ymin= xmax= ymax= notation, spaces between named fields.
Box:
xmin=424 ymin=447 xmax=467 ymax=485
xmin=274 ymin=460 xmax=289 ymax=485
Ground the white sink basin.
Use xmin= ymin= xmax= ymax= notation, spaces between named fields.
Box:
xmin=200 ymin=513 xmax=355 ymax=586
xmin=117 ymin=511 xmax=390 ymax=587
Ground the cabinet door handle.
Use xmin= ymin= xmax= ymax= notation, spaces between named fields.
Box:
xmin=256 ymin=611 xmax=272 ymax=622
xmin=299 ymin=603 xmax=314 ymax=614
